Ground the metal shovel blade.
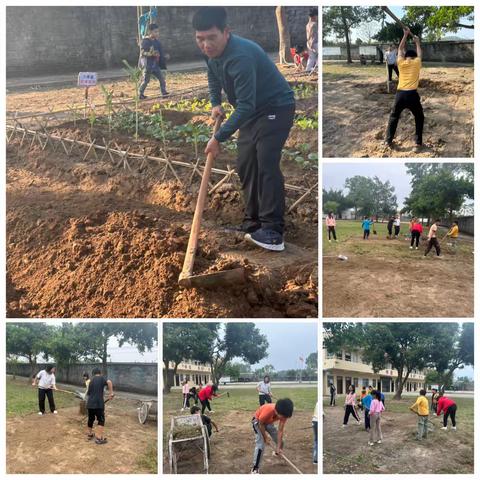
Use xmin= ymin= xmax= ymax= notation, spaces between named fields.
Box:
xmin=178 ymin=267 xmax=246 ymax=289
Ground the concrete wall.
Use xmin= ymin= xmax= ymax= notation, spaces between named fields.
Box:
xmin=6 ymin=6 xmax=312 ymax=77
xmin=456 ymin=216 xmax=474 ymax=235
xmin=6 ymin=362 xmax=157 ymax=395
xmin=323 ymin=41 xmax=474 ymax=63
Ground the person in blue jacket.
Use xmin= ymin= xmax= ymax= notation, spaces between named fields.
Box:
xmin=362 ymin=216 xmax=374 ymax=239
xmin=192 ymin=7 xmax=295 ymax=252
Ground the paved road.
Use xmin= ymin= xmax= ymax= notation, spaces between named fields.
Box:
xmin=6 ymin=53 xmax=278 ymax=91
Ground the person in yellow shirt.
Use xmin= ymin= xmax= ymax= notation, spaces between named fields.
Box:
xmin=385 ymin=27 xmax=424 ymax=152
xmin=409 ymin=389 xmax=429 ymax=440
xmin=446 ymin=220 xmax=459 ymax=249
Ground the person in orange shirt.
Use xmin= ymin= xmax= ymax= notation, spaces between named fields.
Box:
xmin=385 ymin=27 xmax=424 ymax=152
xmin=251 ymin=398 xmax=294 ymax=474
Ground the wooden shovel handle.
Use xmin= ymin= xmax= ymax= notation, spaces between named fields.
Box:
xmin=179 ymin=117 xmax=223 ymax=284
xmin=381 ymin=7 xmax=414 ymax=37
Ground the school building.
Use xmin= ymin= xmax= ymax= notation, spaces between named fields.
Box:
xmin=323 ymin=348 xmax=426 ymax=395
xmin=165 ymin=360 xmax=212 ymax=387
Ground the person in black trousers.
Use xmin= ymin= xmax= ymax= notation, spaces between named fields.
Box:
xmin=385 ymin=27 xmax=424 ymax=152
xmin=194 ymin=7 xmax=295 ymax=251
xmin=329 ymin=382 xmax=336 ymax=406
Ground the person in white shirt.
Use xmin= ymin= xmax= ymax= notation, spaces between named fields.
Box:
xmin=385 ymin=44 xmax=399 ymax=81
xmin=256 ymin=375 xmax=274 ymax=406
xmin=32 ymin=365 xmax=58 ymax=415
xmin=394 ymin=215 xmax=401 ymax=238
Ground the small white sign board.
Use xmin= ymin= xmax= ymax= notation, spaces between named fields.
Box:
xmin=323 ymin=47 xmax=341 ymax=56
xmin=359 ymin=46 xmax=377 ymax=55
xmin=78 ymin=72 xmax=97 ymax=87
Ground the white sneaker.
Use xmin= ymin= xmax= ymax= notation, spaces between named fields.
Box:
xmin=38 ymin=412 xmax=44 ymax=416
xmin=53 ymin=410 xmax=58 ymax=414
xmin=342 ymin=424 xmax=346 ymax=428
xmin=209 ymin=410 xmax=215 ymax=414
xmin=452 ymin=426 xmax=457 ymax=431
xmin=441 ymin=426 xmax=448 ymax=430
xmin=415 ymin=247 xmax=418 ymax=250
xmin=410 ymin=246 xmax=413 ymax=250
xmin=368 ymin=442 xmax=374 ymax=446
xmin=377 ymin=440 xmax=382 ymax=444
xmin=251 ymin=468 xmax=259 ymax=474
xmin=329 ymin=239 xmax=332 ymax=243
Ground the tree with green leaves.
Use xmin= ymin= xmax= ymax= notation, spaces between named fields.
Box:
xmin=374 ymin=21 xmax=423 ymax=43
xmin=79 ymin=323 xmax=157 ymax=376
xmin=323 ymin=7 xmax=382 ymax=63
xmin=405 ymin=164 xmax=473 ymax=222
xmin=6 ymin=323 xmax=52 ymax=381
xmin=162 ymin=323 xmax=217 ymax=393
xmin=404 ymin=6 xmax=474 ymax=40
xmin=208 ymin=323 xmax=269 ymax=384
xmin=345 ymin=175 xmax=397 ymax=219
xmin=324 ymin=323 xmax=468 ymax=399
xmin=306 ymin=352 xmax=317 ymax=371
xmin=323 ymin=188 xmax=352 ymax=217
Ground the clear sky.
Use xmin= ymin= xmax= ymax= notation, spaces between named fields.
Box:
xmin=323 ymin=162 xmax=411 ymax=208
xmin=346 ymin=6 xmax=474 ymax=42
xmin=243 ymin=323 xmax=318 ymax=371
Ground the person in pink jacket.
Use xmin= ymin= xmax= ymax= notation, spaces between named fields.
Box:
xmin=326 ymin=211 xmax=338 ymax=242
xmin=368 ymin=390 xmax=385 ymax=445
xmin=342 ymin=385 xmax=360 ymax=426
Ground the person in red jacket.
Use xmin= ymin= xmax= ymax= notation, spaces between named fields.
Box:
xmin=410 ymin=217 xmax=423 ymax=250
xmin=198 ymin=384 xmax=220 ymax=414
xmin=436 ymin=394 xmax=457 ymax=431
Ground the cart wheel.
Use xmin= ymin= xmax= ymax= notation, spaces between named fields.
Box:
xmin=138 ymin=402 xmax=149 ymax=424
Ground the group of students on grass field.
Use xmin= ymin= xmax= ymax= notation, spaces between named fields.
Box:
xmin=179 ymin=375 xmax=318 ymax=473
xmin=32 ymin=364 xmax=114 ymax=445
xmin=328 ymin=382 xmax=458 ymax=445
xmin=325 ymin=212 xmax=460 ymax=256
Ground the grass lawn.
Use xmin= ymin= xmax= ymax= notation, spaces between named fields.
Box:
xmin=322 ymin=219 xmax=472 ymax=258
xmin=164 ymin=385 xmax=317 ymax=415
xmin=6 ymin=377 xmax=79 ymax=417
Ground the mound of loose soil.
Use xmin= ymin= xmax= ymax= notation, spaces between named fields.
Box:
xmin=6 ymin=145 xmax=318 ymax=318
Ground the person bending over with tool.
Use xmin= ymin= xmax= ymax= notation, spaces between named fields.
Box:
xmin=32 ymin=364 xmax=58 ymax=415
xmin=251 ymin=398 xmax=294 ymax=474
xmin=192 ymin=7 xmax=295 ymax=252
xmin=385 ymin=27 xmax=424 ymax=153
xmin=86 ymin=367 xmax=114 ymax=445
xmin=191 ymin=405 xmax=219 ymax=437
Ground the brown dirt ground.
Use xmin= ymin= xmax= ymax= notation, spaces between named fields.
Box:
xmin=6 ymin=147 xmax=317 ymax=319
xmin=323 ymin=235 xmax=473 ymax=318
xmin=6 ymin=399 xmax=157 ymax=474
xmin=163 ymin=410 xmax=317 ymax=474
xmin=323 ymin=66 xmax=473 ymax=158
xmin=323 ymin=403 xmax=474 ymax=474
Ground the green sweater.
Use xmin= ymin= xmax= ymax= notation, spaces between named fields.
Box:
xmin=207 ymin=34 xmax=295 ymax=142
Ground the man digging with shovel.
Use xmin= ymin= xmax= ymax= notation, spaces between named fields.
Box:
xmin=193 ymin=7 xmax=296 ymax=252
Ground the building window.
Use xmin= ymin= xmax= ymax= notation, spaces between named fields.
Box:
xmin=326 ymin=351 xmax=335 ymax=359
xmin=345 ymin=352 xmax=351 ymax=362
xmin=353 ymin=377 xmax=359 ymax=387
xmin=336 ymin=351 xmax=342 ymax=360
xmin=362 ymin=378 xmax=369 ymax=387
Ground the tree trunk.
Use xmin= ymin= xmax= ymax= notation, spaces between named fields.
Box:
xmin=393 ymin=369 xmax=410 ymax=400
xmin=341 ymin=7 xmax=352 ymax=63
xmin=275 ymin=6 xmax=292 ymax=64
xmin=102 ymin=339 xmax=108 ymax=377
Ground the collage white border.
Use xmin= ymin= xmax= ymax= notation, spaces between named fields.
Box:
xmin=1 ymin=0 xmax=477 ymax=479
